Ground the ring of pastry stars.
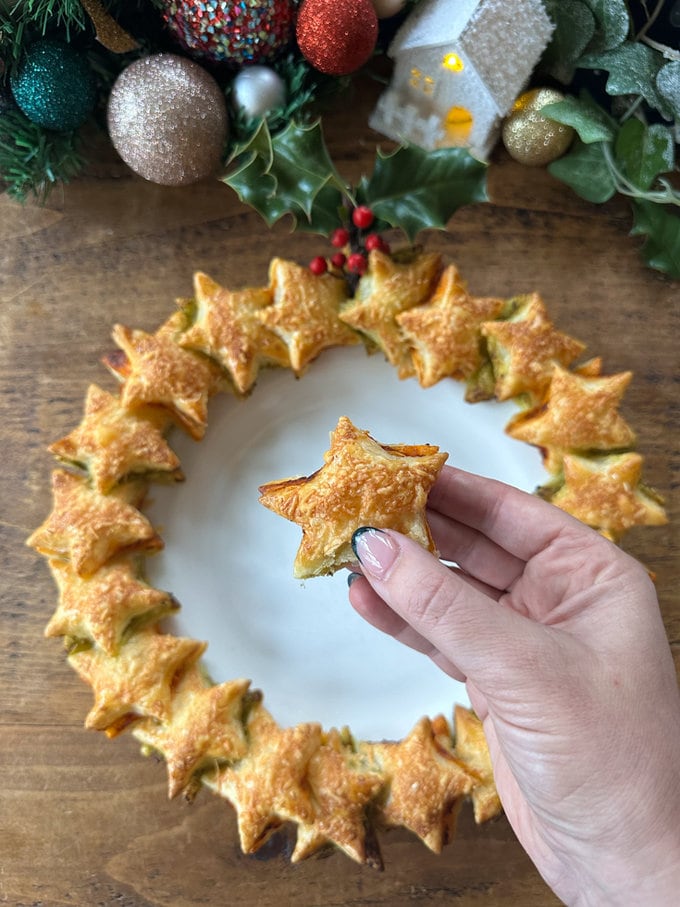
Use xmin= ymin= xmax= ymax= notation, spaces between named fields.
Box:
xmin=27 ymin=248 xmax=667 ymax=869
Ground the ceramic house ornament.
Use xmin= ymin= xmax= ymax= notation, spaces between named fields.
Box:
xmin=369 ymin=0 xmax=554 ymax=160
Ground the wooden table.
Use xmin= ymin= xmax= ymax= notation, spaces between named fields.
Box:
xmin=2 ymin=82 xmax=678 ymax=906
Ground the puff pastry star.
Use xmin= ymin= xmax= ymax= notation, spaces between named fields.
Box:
xmin=212 ymin=705 xmax=322 ymax=853
xmin=257 ymin=258 xmax=358 ymax=375
xmin=45 ymin=555 xmax=178 ymax=655
xmin=69 ymin=629 xmax=206 ymax=733
xmin=48 ymin=384 xmax=182 ymax=493
xmin=547 ymin=452 xmax=667 ymax=538
xmin=396 ymin=264 xmax=504 ymax=386
xmin=453 ymin=706 xmax=501 ymax=824
xmin=26 ymin=469 xmax=162 ymax=576
xmin=104 ymin=321 xmax=224 ymax=440
xmin=481 ymin=293 xmax=585 ymax=402
xmin=292 ymin=728 xmax=385 ymax=867
xmin=339 ymin=249 xmax=442 ymax=378
xmin=179 ymin=271 xmax=290 ymax=394
xmin=365 ymin=717 xmax=475 ymax=852
xmin=135 ymin=668 xmax=252 ymax=798
xmin=506 ymin=365 xmax=636 ymax=473
xmin=259 ymin=416 xmax=447 ymax=578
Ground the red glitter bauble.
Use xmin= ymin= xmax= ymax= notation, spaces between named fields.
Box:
xmin=160 ymin=0 xmax=295 ymax=66
xmin=296 ymin=0 xmax=378 ymax=76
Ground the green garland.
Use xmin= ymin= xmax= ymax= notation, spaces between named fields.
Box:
xmin=0 ymin=0 xmax=678 ymax=276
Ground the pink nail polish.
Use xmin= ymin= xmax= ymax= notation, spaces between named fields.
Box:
xmin=352 ymin=527 xmax=398 ymax=579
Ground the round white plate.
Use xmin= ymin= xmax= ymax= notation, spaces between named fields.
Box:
xmin=146 ymin=346 xmax=543 ymax=740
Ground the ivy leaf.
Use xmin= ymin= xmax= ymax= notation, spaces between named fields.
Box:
xmin=657 ymin=62 xmax=680 ymax=121
xmin=579 ymin=42 xmax=671 ymax=119
xmin=578 ymin=0 xmax=629 ymax=54
xmin=359 ymin=145 xmax=488 ymax=242
xmin=615 ymin=119 xmax=675 ymax=191
xmin=630 ymin=199 xmax=680 ymax=279
xmin=542 ymin=92 xmax=616 ymax=143
xmin=548 ymin=139 xmax=617 ymax=202
xmin=540 ymin=0 xmax=596 ymax=83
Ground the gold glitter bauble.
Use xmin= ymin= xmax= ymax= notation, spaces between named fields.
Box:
xmin=502 ymin=88 xmax=575 ymax=167
xmin=107 ymin=54 xmax=228 ymax=187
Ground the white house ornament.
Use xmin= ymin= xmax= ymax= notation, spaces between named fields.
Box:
xmin=107 ymin=54 xmax=228 ymax=187
xmin=369 ymin=0 xmax=554 ymax=161
xmin=502 ymin=88 xmax=575 ymax=166
xmin=231 ymin=66 xmax=286 ymax=119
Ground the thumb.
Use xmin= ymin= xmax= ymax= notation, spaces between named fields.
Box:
xmin=351 ymin=527 xmax=547 ymax=688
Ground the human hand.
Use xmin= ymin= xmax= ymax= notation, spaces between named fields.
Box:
xmin=348 ymin=465 xmax=680 ymax=906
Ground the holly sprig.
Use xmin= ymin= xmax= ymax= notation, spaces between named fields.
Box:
xmin=538 ymin=0 xmax=680 ymax=277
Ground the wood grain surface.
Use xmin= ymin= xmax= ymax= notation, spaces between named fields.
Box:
xmin=1 ymin=81 xmax=678 ymax=907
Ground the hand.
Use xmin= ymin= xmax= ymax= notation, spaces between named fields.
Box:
xmin=348 ymin=465 xmax=680 ymax=906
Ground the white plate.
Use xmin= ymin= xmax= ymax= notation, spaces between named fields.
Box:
xmin=146 ymin=346 xmax=543 ymax=741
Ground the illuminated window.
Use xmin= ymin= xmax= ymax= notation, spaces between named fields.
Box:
xmin=423 ymin=76 xmax=435 ymax=94
xmin=442 ymin=52 xmax=464 ymax=72
xmin=444 ymin=106 xmax=473 ymax=143
xmin=409 ymin=67 xmax=421 ymax=88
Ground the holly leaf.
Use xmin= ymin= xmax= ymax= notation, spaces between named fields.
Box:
xmin=578 ymin=0 xmax=629 ymax=54
xmin=630 ymin=199 xmax=680 ymax=279
xmin=615 ymin=119 xmax=675 ymax=192
xmin=579 ymin=42 xmax=672 ymax=119
xmin=657 ymin=62 xmax=680 ymax=121
xmin=222 ymin=121 xmax=284 ymax=226
xmin=290 ymin=183 xmax=346 ymax=235
xmin=539 ymin=0 xmax=596 ymax=83
xmin=359 ymin=145 xmax=488 ymax=242
xmin=542 ymin=91 xmax=616 ymax=143
xmin=547 ymin=139 xmax=617 ymax=203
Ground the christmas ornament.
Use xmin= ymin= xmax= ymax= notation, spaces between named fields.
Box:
xmin=371 ymin=0 xmax=406 ymax=18
xmin=159 ymin=0 xmax=295 ymax=66
xmin=10 ymin=38 xmax=96 ymax=132
xmin=297 ymin=0 xmax=378 ymax=76
xmin=502 ymin=88 xmax=575 ymax=166
xmin=107 ymin=55 xmax=228 ymax=187
xmin=232 ymin=66 xmax=286 ymax=119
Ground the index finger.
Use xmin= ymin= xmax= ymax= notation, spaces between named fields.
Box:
xmin=428 ymin=465 xmax=589 ymax=561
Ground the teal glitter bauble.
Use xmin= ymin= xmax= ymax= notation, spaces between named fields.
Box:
xmin=11 ymin=39 xmax=96 ymax=132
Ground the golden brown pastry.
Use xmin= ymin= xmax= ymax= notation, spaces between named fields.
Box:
xmin=506 ymin=365 xmax=636 ymax=472
xmin=397 ymin=264 xmax=505 ymax=387
xmin=340 ymin=249 xmax=442 ymax=378
xmin=26 ymin=469 xmax=162 ymax=577
xmin=257 ymin=257 xmax=358 ymax=375
xmin=48 ymin=384 xmax=182 ymax=493
xmin=179 ymin=271 xmax=290 ymax=394
xmin=453 ymin=705 xmax=502 ymax=824
xmin=258 ymin=416 xmax=447 ymax=577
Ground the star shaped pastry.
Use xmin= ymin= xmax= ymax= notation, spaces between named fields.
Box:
xmin=548 ymin=452 xmax=667 ymax=539
xmin=396 ymin=264 xmax=505 ymax=387
xmin=211 ymin=705 xmax=322 ymax=853
xmin=257 ymin=258 xmax=358 ymax=375
xmin=364 ymin=717 xmax=475 ymax=853
xmin=179 ymin=271 xmax=290 ymax=395
xmin=45 ymin=554 xmax=178 ymax=655
xmin=69 ymin=628 xmax=206 ymax=733
xmin=258 ymin=416 xmax=447 ymax=577
xmin=453 ymin=706 xmax=501 ymax=824
xmin=26 ymin=469 xmax=162 ymax=577
xmin=506 ymin=365 xmax=636 ymax=473
xmin=481 ymin=293 xmax=585 ymax=402
xmin=292 ymin=728 xmax=385 ymax=867
xmin=135 ymin=668 xmax=252 ymax=798
xmin=48 ymin=384 xmax=183 ymax=494
xmin=339 ymin=249 xmax=442 ymax=378
xmin=104 ymin=319 xmax=225 ymax=440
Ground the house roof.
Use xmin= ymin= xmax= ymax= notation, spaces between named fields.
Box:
xmin=390 ymin=0 xmax=482 ymax=55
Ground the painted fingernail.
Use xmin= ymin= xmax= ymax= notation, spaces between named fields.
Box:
xmin=351 ymin=527 xmax=398 ymax=579
xmin=347 ymin=571 xmax=362 ymax=587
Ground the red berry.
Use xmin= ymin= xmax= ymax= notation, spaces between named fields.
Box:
xmin=379 ymin=239 xmax=391 ymax=255
xmin=330 ymin=252 xmax=346 ymax=269
xmin=364 ymin=233 xmax=382 ymax=251
xmin=309 ymin=256 xmax=328 ymax=275
xmin=352 ymin=205 xmax=374 ymax=229
xmin=331 ymin=227 xmax=350 ymax=247
xmin=347 ymin=252 xmax=367 ymax=275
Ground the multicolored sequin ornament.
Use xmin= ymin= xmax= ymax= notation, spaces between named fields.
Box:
xmin=159 ymin=0 xmax=296 ymax=65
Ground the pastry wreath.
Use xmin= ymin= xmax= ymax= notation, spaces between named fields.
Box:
xmin=27 ymin=248 xmax=666 ymax=869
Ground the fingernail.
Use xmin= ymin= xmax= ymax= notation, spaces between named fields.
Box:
xmin=351 ymin=527 xmax=398 ymax=579
xmin=347 ymin=571 xmax=362 ymax=587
